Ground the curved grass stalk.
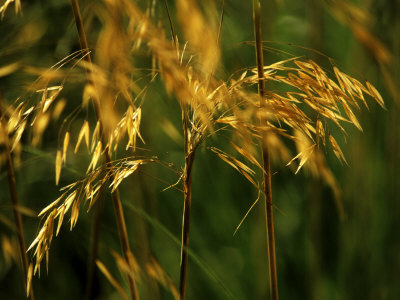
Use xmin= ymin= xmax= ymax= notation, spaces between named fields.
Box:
xmin=252 ymin=1 xmax=278 ymax=299
xmin=69 ymin=1 xmax=139 ymax=299
xmin=163 ymin=0 xmax=177 ymax=50
xmin=0 ymin=92 xmax=34 ymax=300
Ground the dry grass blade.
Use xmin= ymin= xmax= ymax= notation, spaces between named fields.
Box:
xmin=11 ymin=120 xmax=26 ymax=151
xmin=87 ymin=141 xmax=102 ymax=173
xmin=26 ymin=263 xmax=33 ymax=297
xmin=62 ymin=132 xmax=70 ymax=163
xmin=55 ymin=150 xmax=62 ymax=185
xmin=230 ymin=141 xmax=263 ymax=171
xmin=315 ymin=118 xmax=325 ymax=147
xmin=210 ymin=147 xmax=257 ymax=187
xmin=38 ymin=86 xmax=63 ymax=113
xmin=31 ymin=112 xmax=50 ymax=146
xmin=329 ymin=135 xmax=348 ymax=165
xmin=29 ymin=157 xmax=152 ymax=279
xmin=74 ymin=120 xmax=90 ymax=153
xmin=366 ymin=81 xmax=385 ymax=108
xmin=286 ymin=144 xmax=317 ymax=174
xmin=233 ymin=188 xmax=261 ymax=236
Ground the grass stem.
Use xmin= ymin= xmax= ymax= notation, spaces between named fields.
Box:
xmin=217 ymin=0 xmax=225 ymax=46
xmin=161 ymin=3 xmax=197 ymax=296
xmin=0 ymin=92 xmax=34 ymax=300
xmin=179 ymin=148 xmax=195 ymax=300
xmin=252 ymin=1 xmax=279 ymax=299
xmin=163 ymin=0 xmax=177 ymax=50
xmin=69 ymin=1 xmax=139 ymax=299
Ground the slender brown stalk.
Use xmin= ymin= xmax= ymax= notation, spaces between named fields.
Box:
xmin=217 ymin=0 xmax=225 ymax=46
xmin=179 ymin=144 xmax=195 ymax=300
xmin=0 ymin=92 xmax=34 ymax=300
xmin=163 ymin=0 xmax=177 ymax=49
xmin=252 ymin=1 xmax=279 ymax=299
xmin=159 ymin=3 xmax=194 ymax=298
xmin=69 ymin=1 xmax=139 ymax=299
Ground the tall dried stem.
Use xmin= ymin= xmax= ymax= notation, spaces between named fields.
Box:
xmin=179 ymin=149 xmax=195 ymax=300
xmin=163 ymin=0 xmax=177 ymax=49
xmin=159 ymin=3 xmax=195 ymax=298
xmin=69 ymin=1 xmax=139 ymax=299
xmin=178 ymin=107 xmax=196 ymax=300
xmin=0 ymin=92 xmax=34 ymax=300
xmin=252 ymin=1 xmax=279 ymax=299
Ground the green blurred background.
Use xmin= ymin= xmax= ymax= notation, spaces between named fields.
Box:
xmin=0 ymin=0 xmax=399 ymax=299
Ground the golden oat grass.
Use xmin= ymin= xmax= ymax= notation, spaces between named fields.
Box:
xmin=16 ymin=1 xmax=385 ymax=299
xmin=225 ymin=56 xmax=384 ymax=164
xmin=129 ymin=3 xmax=228 ymax=297
xmin=28 ymin=157 xmax=154 ymax=275
xmin=128 ymin=4 xmax=384 ymax=298
xmin=68 ymin=1 xmax=145 ymax=298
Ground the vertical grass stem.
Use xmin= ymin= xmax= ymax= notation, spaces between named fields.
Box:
xmin=179 ymin=148 xmax=195 ymax=300
xmin=0 ymin=92 xmax=34 ymax=300
xmin=69 ymin=1 xmax=139 ymax=299
xmin=252 ymin=1 xmax=279 ymax=299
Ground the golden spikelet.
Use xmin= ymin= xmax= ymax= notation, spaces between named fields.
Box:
xmin=29 ymin=157 xmax=153 ymax=273
xmin=75 ymin=120 xmax=90 ymax=153
xmin=10 ymin=120 xmax=26 ymax=151
xmin=62 ymin=132 xmax=70 ymax=163
xmin=227 ymin=57 xmax=383 ymax=171
xmin=38 ymin=85 xmax=63 ymax=113
xmin=210 ymin=147 xmax=257 ymax=187
xmin=31 ymin=112 xmax=50 ymax=146
xmin=329 ymin=135 xmax=348 ymax=165
xmin=55 ymin=150 xmax=62 ymax=185
xmin=26 ymin=263 xmax=33 ymax=297
xmin=87 ymin=141 xmax=102 ymax=173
